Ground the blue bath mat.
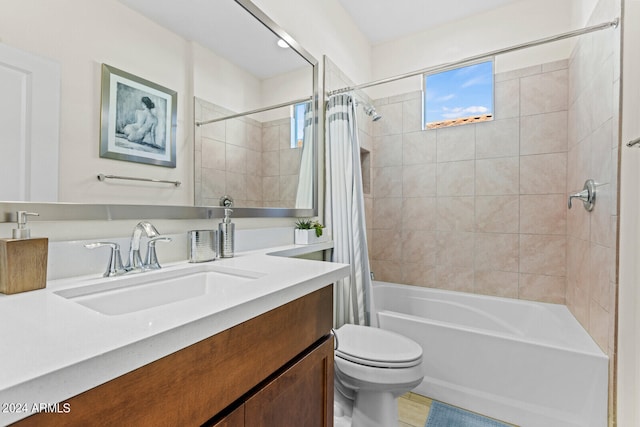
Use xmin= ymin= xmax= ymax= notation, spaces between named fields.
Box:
xmin=425 ymin=401 xmax=512 ymax=427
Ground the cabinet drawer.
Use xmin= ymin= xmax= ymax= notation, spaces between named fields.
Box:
xmin=207 ymin=336 xmax=334 ymax=427
xmin=244 ymin=336 xmax=334 ymax=427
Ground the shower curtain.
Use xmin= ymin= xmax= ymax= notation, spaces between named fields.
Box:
xmin=325 ymin=94 xmax=372 ymax=327
xmin=295 ymin=102 xmax=314 ymax=208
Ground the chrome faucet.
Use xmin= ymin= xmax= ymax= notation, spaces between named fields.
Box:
xmin=85 ymin=221 xmax=172 ymax=277
xmin=125 ymin=221 xmax=160 ymax=272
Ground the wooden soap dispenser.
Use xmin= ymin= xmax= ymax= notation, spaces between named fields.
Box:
xmin=0 ymin=211 xmax=48 ymax=295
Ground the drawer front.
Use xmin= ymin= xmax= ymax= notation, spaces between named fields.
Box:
xmin=244 ymin=336 xmax=334 ymax=427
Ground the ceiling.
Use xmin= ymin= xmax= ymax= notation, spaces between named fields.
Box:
xmin=337 ymin=0 xmax=522 ymax=45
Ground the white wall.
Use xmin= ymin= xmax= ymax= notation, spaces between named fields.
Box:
xmin=572 ymin=0 xmax=601 ymax=26
xmin=369 ymin=0 xmax=581 ymax=98
xmin=251 ymin=0 xmax=607 ymax=102
xmin=193 ymin=42 xmax=262 ymax=119
xmin=618 ymin=0 xmax=640 ymax=424
xmin=259 ymin=66 xmax=312 ymax=122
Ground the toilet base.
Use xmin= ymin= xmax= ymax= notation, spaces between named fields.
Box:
xmin=334 ymin=401 xmax=353 ymax=427
xmin=352 ymin=390 xmax=397 ymax=427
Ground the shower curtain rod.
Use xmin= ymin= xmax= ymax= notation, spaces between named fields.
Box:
xmin=196 ymin=95 xmax=312 ymax=126
xmin=329 ymin=18 xmax=619 ymax=95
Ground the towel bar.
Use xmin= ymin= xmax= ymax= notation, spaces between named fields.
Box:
xmin=97 ymin=174 xmax=181 ymax=187
xmin=627 ymin=137 xmax=640 ymax=148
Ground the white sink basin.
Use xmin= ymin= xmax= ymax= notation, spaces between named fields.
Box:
xmin=54 ymin=265 xmax=264 ymax=315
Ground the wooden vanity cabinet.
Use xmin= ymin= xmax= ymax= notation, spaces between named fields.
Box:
xmin=13 ymin=285 xmax=334 ymax=427
xmin=210 ymin=335 xmax=334 ymax=427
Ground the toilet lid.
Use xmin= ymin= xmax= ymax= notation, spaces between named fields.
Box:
xmin=334 ymin=324 xmax=422 ymax=368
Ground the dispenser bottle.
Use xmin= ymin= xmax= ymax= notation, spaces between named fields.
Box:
xmin=0 ymin=211 xmax=48 ymax=294
xmin=218 ymin=208 xmax=235 ymax=258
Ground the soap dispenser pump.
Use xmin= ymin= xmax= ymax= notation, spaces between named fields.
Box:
xmin=218 ymin=208 xmax=235 ymax=258
xmin=13 ymin=211 xmax=39 ymax=239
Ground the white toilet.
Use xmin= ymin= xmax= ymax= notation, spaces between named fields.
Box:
xmin=333 ymin=324 xmax=424 ymax=427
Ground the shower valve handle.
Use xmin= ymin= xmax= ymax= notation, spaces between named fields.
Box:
xmin=568 ymin=179 xmax=596 ymax=211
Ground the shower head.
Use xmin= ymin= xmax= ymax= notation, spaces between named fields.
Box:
xmin=363 ymin=104 xmax=382 ymax=122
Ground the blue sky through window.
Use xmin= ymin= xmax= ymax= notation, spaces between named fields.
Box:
xmin=424 ymin=60 xmax=494 ymax=126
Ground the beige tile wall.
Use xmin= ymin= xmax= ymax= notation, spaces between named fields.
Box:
xmin=262 ymin=118 xmax=302 ymax=208
xmin=194 ymin=98 xmax=300 ymax=208
xmin=368 ymin=60 xmax=571 ymax=303
xmin=365 ymin=0 xmax=620 ymax=420
xmin=565 ymin=0 xmax=620 ymax=423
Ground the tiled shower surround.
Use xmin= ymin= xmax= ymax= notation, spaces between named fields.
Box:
xmin=364 ymin=0 xmax=620 ymax=419
xmin=567 ymin=0 xmax=620 ymax=421
xmin=368 ymin=40 xmax=618 ymax=346
xmin=194 ymin=98 xmax=301 ymax=208
xmin=367 ymin=59 xmax=573 ymax=304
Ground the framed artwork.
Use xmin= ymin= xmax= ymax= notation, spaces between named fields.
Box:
xmin=99 ymin=64 xmax=177 ymax=168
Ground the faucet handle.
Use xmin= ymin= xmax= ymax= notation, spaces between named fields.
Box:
xmin=85 ymin=242 xmax=126 ymax=277
xmin=144 ymin=237 xmax=172 ymax=270
xmin=568 ymin=179 xmax=596 ymax=211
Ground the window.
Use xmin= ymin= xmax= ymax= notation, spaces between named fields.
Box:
xmin=290 ymin=102 xmax=307 ymax=148
xmin=423 ymin=60 xmax=494 ymax=130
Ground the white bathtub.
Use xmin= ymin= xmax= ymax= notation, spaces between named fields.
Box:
xmin=371 ymin=281 xmax=608 ymax=427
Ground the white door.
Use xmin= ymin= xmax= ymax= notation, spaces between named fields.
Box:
xmin=0 ymin=43 xmax=60 ymax=201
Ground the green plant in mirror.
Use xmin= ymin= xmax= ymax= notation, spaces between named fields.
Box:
xmin=295 ymin=218 xmax=324 ymax=237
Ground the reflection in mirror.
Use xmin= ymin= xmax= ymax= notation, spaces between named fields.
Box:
xmin=0 ymin=0 xmax=317 ymax=217
xmin=120 ymin=0 xmax=316 ymax=210
xmin=295 ymin=103 xmax=315 ymax=209
xmin=194 ymin=98 xmax=315 ymax=210
xmin=120 ymin=0 xmax=309 ymax=86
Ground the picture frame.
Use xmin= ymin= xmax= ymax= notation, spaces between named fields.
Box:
xmin=99 ymin=64 xmax=177 ymax=168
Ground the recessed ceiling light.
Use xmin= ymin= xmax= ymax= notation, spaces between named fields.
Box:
xmin=277 ymin=39 xmax=289 ymax=49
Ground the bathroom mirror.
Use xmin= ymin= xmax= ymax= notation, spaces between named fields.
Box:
xmin=0 ymin=0 xmax=318 ymax=221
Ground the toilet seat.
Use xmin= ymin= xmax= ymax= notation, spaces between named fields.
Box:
xmin=334 ymin=324 xmax=422 ymax=368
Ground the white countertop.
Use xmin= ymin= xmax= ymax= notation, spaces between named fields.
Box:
xmin=0 ymin=243 xmax=348 ymax=425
